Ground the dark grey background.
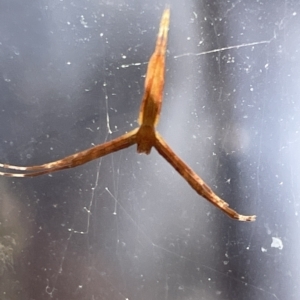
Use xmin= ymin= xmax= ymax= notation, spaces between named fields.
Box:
xmin=0 ymin=0 xmax=299 ymax=299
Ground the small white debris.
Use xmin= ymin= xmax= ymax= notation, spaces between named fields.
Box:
xmin=271 ymin=237 xmax=283 ymax=250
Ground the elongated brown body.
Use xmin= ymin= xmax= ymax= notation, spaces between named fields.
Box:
xmin=136 ymin=8 xmax=170 ymax=154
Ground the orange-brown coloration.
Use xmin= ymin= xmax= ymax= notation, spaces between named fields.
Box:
xmin=136 ymin=8 xmax=170 ymax=154
xmin=0 ymin=8 xmax=256 ymax=222
xmin=138 ymin=8 xmax=169 ymax=128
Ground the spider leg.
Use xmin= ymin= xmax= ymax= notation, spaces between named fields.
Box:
xmin=154 ymin=132 xmax=256 ymax=222
xmin=0 ymin=129 xmax=138 ymax=177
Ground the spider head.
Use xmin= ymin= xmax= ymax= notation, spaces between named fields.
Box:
xmin=136 ymin=125 xmax=156 ymax=154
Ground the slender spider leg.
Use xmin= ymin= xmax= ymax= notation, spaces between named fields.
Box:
xmin=0 ymin=8 xmax=256 ymax=221
xmin=0 ymin=129 xmax=138 ymax=177
xmin=154 ymin=133 xmax=256 ymax=222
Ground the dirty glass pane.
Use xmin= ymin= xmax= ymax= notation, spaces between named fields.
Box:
xmin=0 ymin=1 xmax=299 ymax=299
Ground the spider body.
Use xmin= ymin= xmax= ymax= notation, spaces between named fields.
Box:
xmin=0 ymin=8 xmax=256 ymax=221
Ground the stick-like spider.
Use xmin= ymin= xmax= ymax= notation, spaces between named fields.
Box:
xmin=0 ymin=8 xmax=255 ymax=221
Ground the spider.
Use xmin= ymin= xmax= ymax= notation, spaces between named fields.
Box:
xmin=0 ymin=8 xmax=255 ymax=222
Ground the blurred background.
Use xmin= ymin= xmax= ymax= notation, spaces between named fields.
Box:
xmin=0 ymin=0 xmax=299 ymax=299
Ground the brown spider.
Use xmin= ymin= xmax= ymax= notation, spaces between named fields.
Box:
xmin=0 ymin=8 xmax=255 ymax=222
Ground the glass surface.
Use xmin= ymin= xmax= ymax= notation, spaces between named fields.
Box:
xmin=0 ymin=1 xmax=299 ymax=299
